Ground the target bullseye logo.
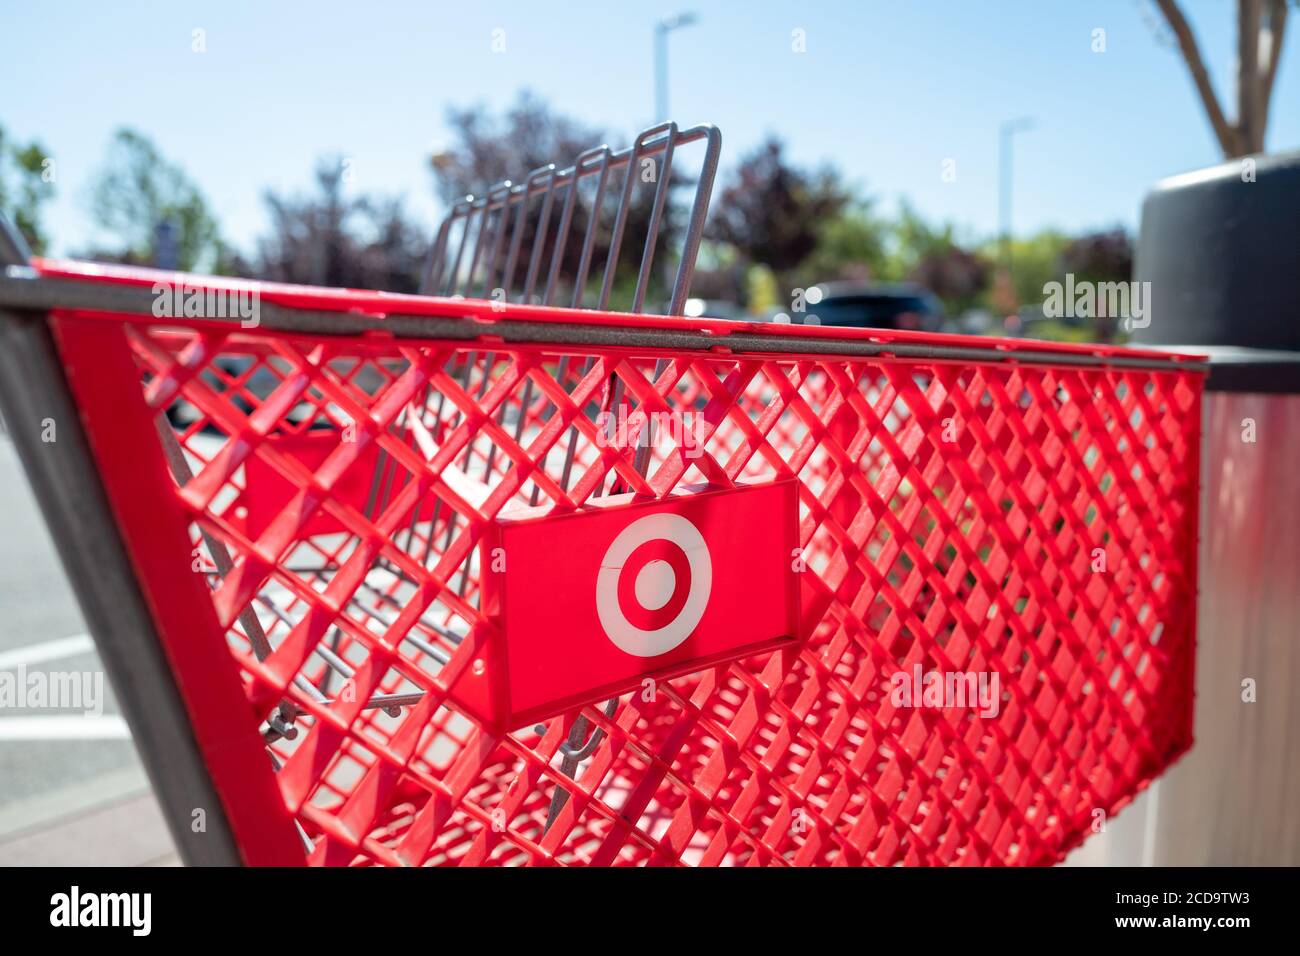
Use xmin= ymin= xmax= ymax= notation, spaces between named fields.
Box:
xmin=596 ymin=513 xmax=713 ymax=657
xmin=464 ymin=479 xmax=798 ymax=731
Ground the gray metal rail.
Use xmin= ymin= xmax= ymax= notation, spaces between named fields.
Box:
xmin=0 ymin=268 xmax=1206 ymax=374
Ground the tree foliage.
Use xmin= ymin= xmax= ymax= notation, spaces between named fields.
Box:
xmin=1060 ymin=227 xmax=1133 ymax=283
xmin=708 ymin=137 xmax=852 ymax=281
xmin=982 ymin=229 xmax=1073 ymax=308
xmin=430 ymin=91 xmax=682 ymax=309
xmin=255 ymin=160 xmax=427 ymax=293
xmin=0 ymin=124 xmax=55 ymax=254
xmin=87 ymin=129 xmax=220 ymax=270
xmin=799 ymin=201 xmax=890 ymax=283
xmin=432 ymin=91 xmax=607 ymax=207
xmin=909 ymin=246 xmax=991 ymax=315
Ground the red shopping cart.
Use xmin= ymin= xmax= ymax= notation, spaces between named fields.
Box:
xmin=0 ymin=123 xmax=1204 ymax=866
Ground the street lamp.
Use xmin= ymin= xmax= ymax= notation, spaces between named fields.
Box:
xmin=998 ymin=116 xmax=1035 ymax=276
xmin=655 ymin=12 xmax=699 ymax=122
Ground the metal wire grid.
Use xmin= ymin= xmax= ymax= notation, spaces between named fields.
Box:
xmin=422 ymin=122 xmax=721 ymax=317
xmin=103 ymin=317 xmax=1201 ymax=866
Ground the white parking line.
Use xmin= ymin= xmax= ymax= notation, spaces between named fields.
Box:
xmin=0 ymin=633 xmax=95 ymax=671
xmin=0 ymin=715 xmax=129 ymax=740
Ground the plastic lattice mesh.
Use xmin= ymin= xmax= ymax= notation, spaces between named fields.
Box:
xmin=62 ymin=312 xmax=1201 ymax=866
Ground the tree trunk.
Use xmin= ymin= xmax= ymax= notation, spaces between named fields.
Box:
xmin=1154 ymin=0 xmax=1291 ymax=159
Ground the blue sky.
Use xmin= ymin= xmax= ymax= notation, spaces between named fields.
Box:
xmin=3 ymin=0 xmax=1297 ymax=257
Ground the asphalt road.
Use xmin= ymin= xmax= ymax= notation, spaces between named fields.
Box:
xmin=0 ymin=431 xmax=152 ymax=840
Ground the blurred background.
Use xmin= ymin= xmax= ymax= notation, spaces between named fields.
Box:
xmin=3 ymin=1 xmax=1297 ymax=337
xmin=0 ymin=0 xmax=1296 ymax=864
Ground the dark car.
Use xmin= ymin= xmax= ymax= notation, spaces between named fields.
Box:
xmin=791 ymin=281 xmax=946 ymax=332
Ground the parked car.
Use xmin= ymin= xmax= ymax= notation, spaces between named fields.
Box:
xmin=781 ymin=281 xmax=946 ymax=332
xmin=679 ymin=297 xmax=745 ymax=321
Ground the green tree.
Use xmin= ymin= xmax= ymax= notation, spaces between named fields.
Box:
xmin=255 ymin=159 xmax=426 ymax=293
xmin=979 ymin=229 xmax=1072 ymax=307
xmin=709 ymin=137 xmax=853 ymax=298
xmin=908 ymin=246 xmax=991 ymax=316
xmin=431 ymin=91 xmax=683 ymax=310
xmin=87 ymin=129 xmax=220 ymax=270
xmin=799 ymin=200 xmax=890 ymax=283
xmin=882 ymin=200 xmax=957 ymax=278
xmin=0 ymin=125 xmax=55 ymax=254
xmin=874 ymin=201 xmax=991 ymax=315
xmin=432 ymin=91 xmax=607 ymax=208
xmin=1060 ymin=227 xmax=1134 ymax=342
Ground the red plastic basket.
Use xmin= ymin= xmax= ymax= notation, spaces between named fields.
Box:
xmin=15 ymin=258 xmax=1204 ymax=866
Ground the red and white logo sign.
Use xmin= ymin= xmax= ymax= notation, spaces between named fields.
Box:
xmin=454 ymin=480 xmax=801 ymax=731
xmin=595 ymin=511 xmax=713 ymax=657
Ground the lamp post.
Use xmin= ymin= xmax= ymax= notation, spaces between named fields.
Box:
xmin=655 ymin=12 xmax=699 ymax=123
xmin=998 ymin=116 xmax=1035 ymax=277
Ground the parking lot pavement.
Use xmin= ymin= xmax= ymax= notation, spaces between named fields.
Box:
xmin=0 ymin=432 xmax=172 ymax=861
